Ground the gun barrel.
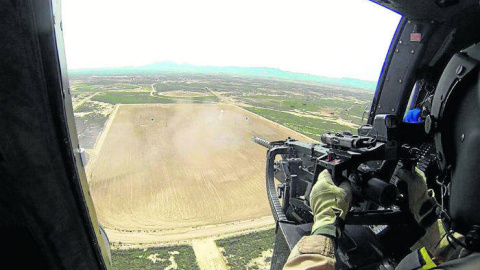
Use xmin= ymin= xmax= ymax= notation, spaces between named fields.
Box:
xmin=251 ymin=136 xmax=272 ymax=149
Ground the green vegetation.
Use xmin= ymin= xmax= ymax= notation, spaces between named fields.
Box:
xmin=154 ymin=82 xmax=210 ymax=93
xmin=69 ymin=70 xmax=375 ymax=269
xmin=245 ymin=107 xmax=354 ymax=141
xmin=217 ymin=229 xmax=275 ymax=270
xmin=73 ymin=83 xmax=144 ymax=92
xmin=92 ymin=92 xmax=218 ymax=104
xmin=70 ymin=70 xmax=374 ymax=149
xmin=92 ymin=92 xmax=174 ymax=104
xmin=111 ymin=245 xmax=199 ymax=270
xmin=73 ymin=100 xmax=114 ymax=149
xmin=72 ymin=92 xmax=91 ymax=100
xmin=75 ymin=100 xmax=109 ymax=113
xmin=239 ymin=95 xmax=369 ymax=126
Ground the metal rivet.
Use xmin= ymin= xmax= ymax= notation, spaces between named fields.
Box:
xmin=398 ymin=79 xmax=403 ymax=83
xmin=456 ymin=65 xmax=465 ymax=75
xmin=378 ymin=105 xmax=382 ymax=109
xmin=386 ymin=77 xmax=390 ymax=81
xmin=461 ymin=134 xmax=465 ymax=142
xmin=391 ymin=108 xmax=395 ymax=112
xmin=399 ymin=40 xmax=403 ymax=44
xmin=425 ymin=115 xmax=432 ymax=134
xmin=411 ymin=50 xmax=415 ymax=54
xmin=408 ymin=20 xmax=411 ymax=24
xmin=395 ymin=49 xmax=400 ymax=53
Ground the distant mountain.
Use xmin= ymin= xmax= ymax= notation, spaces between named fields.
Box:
xmin=69 ymin=62 xmax=377 ymax=90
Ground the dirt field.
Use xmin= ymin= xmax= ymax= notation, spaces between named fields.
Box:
xmin=106 ymin=216 xmax=274 ymax=245
xmin=89 ymin=103 xmax=311 ymax=233
xmin=160 ymin=91 xmax=209 ymax=97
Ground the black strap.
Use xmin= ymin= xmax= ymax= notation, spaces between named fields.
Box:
xmin=419 ymin=197 xmax=440 ymax=228
xmin=333 ymin=215 xmax=345 ymax=232
xmin=311 ymin=214 xmax=346 ymax=239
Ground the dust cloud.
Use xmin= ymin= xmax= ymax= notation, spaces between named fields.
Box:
xmin=89 ymin=104 xmax=312 ymax=232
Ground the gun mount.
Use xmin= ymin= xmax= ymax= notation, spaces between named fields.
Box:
xmin=252 ymin=134 xmax=408 ymax=227
xmin=253 ymin=115 xmax=440 ymax=270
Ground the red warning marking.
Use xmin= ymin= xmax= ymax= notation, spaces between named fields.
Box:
xmin=410 ymin=33 xmax=422 ymax=42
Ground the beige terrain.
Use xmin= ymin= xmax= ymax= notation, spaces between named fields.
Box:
xmin=89 ymin=103 xmax=311 ymax=237
xmin=192 ymin=238 xmax=228 ymax=270
xmin=106 ymin=216 xmax=274 ymax=246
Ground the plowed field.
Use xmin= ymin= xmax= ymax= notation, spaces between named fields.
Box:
xmin=89 ymin=104 xmax=311 ymax=231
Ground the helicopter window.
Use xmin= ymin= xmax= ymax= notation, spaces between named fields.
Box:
xmin=62 ymin=0 xmax=400 ymax=268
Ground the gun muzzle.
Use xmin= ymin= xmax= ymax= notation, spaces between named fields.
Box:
xmin=251 ymin=136 xmax=272 ymax=149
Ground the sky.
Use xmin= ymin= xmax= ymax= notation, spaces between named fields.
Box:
xmin=61 ymin=0 xmax=401 ymax=81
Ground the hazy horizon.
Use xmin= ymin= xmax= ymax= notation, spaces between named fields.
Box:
xmin=68 ymin=61 xmax=379 ymax=90
xmin=62 ymin=0 xmax=401 ymax=82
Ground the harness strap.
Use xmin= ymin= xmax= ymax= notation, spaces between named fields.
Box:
xmin=395 ymin=247 xmax=437 ymax=270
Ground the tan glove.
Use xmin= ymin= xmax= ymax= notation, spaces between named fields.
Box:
xmin=310 ymin=170 xmax=352 ymax=238
xmin=393 ymin=166 xmax=438 ymax=227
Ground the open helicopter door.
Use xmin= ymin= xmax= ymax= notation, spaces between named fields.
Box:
xmin=0 ymin=0 xmax=111 ymax=268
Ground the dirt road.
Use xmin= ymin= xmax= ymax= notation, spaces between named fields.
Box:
xmin=149 ymin=83 xmax=157 ymax=97
xmin=73 ymin=92 xmax=99 ymax=110
xmin=105 ymin=216 xmax=274 ymax=246
xmin=206 ymin=87 xmax=231 ymax=104
xmin=192 ymin=238 xmax=229 ymax=270
xmin=84 ymin=104 xmax=119 ymax=178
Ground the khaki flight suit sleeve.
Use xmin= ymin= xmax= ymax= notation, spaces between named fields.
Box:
xmin=283 ymin=235 xmax=336 ymax=270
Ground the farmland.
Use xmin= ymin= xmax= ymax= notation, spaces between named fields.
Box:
xmin=71 ymin=69 xmax=373 ymax=148
xmin=217 ymin=228 xmax=276 ymax=270
xmin=112 ymin=245 xmax=199 ymax=270
xmin=70 ymin=66 xmax=374 ymax=269
xmin=89 ymin=104 xmax=312 ymax=231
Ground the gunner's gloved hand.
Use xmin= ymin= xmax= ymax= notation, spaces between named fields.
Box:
xmin=310 ymin=170 xmax=352 ymax=238
xmin=393 ymin=166 xmax=438 ymax=228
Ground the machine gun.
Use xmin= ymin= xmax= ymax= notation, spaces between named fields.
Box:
xmin=253 ymin=114 xmax=433 ymax=269
xmin=252 ymin=130 xmax=414 ymax=225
